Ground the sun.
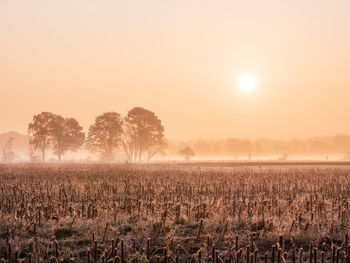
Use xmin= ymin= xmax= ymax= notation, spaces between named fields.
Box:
xmin=238 ymin=73 xmax=257 ymax=93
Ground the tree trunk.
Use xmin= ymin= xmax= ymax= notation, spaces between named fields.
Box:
xmin=41 ymin=140 xmax=47 ymax=162
xmin=132 ymin=148 xmax=137 ymax=163
xmin=138 ymin=145 xmax=143 ymax=162
xmin=42 ymin=148 xmax=45 ymax=162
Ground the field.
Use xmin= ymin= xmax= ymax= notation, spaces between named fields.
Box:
xmin=1 ymin=164 xmax=350 ymax=263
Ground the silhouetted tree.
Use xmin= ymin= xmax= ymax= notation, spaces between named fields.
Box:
xmin=28 ymin=112 xmax=56 ymax=162
xmin=50 ymin=116 xmax=85 ymax=161
xmin=178 ymin=146 xmax=195 ymax=161
xmin=86 ymin=112 xmax=123 ymax=162
xmin=2 ymin=137 xmax=14 ymax=162
xmin=123 ymin=107 xmax=165 ymax=162
xmin=28 ymin=112 xmax=85 ymax=161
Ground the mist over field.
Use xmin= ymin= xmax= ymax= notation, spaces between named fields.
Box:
xmin=2 ymin=130 xmax=350 ymax=162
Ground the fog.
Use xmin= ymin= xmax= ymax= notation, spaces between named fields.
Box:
xmin=2 ymin=131 xmax=350 ymax=163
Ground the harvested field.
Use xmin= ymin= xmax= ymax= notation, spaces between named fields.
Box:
xmin=0 ymin=164 xmax=350 ymax=262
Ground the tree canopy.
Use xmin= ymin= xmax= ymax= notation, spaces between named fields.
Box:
xmin=50 ymin=116 xmax=85 ymax=161
xmin=28 ymin=108 xmax=167 ymax=162
xmin=86 ymin=112 xmax=123 ymax=162
xmin=123 ymin=107 xmax=165 ymax=162
xmin=28 ymin=112 xmax=85 ymax=161
xmin=28 ymin=112 xmax=56 ymax=162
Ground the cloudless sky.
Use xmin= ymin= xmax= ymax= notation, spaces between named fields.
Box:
xmin=1 ymin=0 xmax=349 ymax=140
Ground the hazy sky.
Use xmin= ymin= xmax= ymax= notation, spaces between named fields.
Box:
xmin=1 ymin=0 xmax=349 ymax=140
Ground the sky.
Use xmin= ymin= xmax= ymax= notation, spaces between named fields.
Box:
xmin=1 ymin=0 xmax=350 ymax=140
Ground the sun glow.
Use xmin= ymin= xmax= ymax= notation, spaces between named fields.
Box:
xmin=238 ymin=73 xmax=257 ymax=93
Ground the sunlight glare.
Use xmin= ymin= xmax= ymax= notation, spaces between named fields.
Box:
xmin=238 ymin=73 xmax=257 ymax=93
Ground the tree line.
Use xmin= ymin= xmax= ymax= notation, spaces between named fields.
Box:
xmin=169 ymin=135 xmax=350 ymax=159
xmin=27 ymin=107 xmax=165 ymax=162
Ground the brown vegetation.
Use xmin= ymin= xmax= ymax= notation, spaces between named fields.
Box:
xmin=0 ymin=164 xmax=350 ymax=262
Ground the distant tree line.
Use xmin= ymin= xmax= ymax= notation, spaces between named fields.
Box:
xmin=27 ymin=107 xmax=165 ymax=162
xmin=168 ymin=135 xmax=350 ymax=159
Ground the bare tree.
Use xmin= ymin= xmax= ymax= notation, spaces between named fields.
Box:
xmin=2 ymin=137 xmax=14 ymax=162
xmin=86 ymin=112 xmax=123 ymax=162
xmin=123 ymin=107 xmax=165 ymax=162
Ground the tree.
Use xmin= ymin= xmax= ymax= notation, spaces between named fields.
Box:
xmin=86 ymin=112 xmax=123 ymax=162
xmin=28 ymin=112 xmax=56 ymax=162
xmin=50 ymin=116 xmax=85 ymax=161
xmin=123 ymin=107 xmax=165 ymax=162
xmin=178 ymin=146 xmax=195 ymax=161
xmin=28 ymin=112 xmax=85 ymax=162
xmin=2 ymin=137 xmax=14 ymax=162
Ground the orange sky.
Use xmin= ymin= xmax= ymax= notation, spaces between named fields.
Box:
xmin=1 ymin=1 xmax=349 ymax=140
